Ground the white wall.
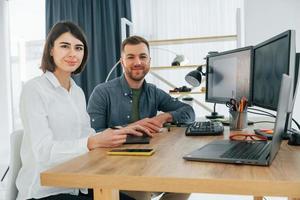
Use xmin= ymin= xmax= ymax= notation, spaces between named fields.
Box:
xmin=0 ymin=0 xmax=13 ymax=165
xmin=244 ymin=0 xmax=300 ymax=124
xmin=132 ymin=0 xmax=244 ymax=118
xmin=244 ymin=0 xmax=300 ymax=48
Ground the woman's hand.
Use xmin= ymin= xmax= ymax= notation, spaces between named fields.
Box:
xmin=87 ymin=125 xmax=150 ymax=150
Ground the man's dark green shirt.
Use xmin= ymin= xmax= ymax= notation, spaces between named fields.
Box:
xmin=130 ymin=88 xmax=142 ymax=123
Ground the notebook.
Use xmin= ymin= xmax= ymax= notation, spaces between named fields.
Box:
xmin=183 ymin=74 xmax=292 ymax=166
xmin=124 ymin=134 xmax=150 ymax=144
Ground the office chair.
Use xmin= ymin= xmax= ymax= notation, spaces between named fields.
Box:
xmin=5 ymin=130 xmax=23 ymax=200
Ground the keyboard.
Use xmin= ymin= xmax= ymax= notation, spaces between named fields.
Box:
xmin=185 ymin=121 xmax=224 ymax=136
xmin=220 ymin=141 xmax=268 ymax=160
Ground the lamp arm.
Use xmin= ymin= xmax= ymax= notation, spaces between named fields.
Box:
xmin=197 ymin=64 xmax=206 ymax=76
xmin=1 ymin=166 xmax=9 ymax=182
xmin=105 ymin=60 xmax=121 ymax=82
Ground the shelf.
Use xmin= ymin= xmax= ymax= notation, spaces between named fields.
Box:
xmin=147 ymin=34 xmax=238 ymax=114
xmin=150 ymin=64 xmax=203 ymax=70
xmin=150 ymin=69 xmax=211 ymax=112
xmin=169 ymin=91 xmax=205 ymax=95
xmin=148 ymin=35 xmax=237 ymax=46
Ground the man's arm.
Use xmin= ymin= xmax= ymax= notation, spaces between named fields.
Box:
xmin=153 ymin=112 xmax=173 ymax=123
xmin=130 ymin=117 xmax=164 ymax=134
xmin=87 ymin=85 xmax=108 ymax=132
xmin=156 ymin=88 xmax=195 ymax=124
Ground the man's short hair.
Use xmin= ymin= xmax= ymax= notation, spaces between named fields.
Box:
xmin=41 ymin=21 xmax=88 ymax=75
xmin=121 ymin=35 xmax=149 ymax=52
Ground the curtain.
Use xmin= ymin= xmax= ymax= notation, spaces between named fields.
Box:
xmin=46 ymin=0 xmax=131 ymax=100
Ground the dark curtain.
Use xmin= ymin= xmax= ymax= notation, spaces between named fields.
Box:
xmin=46 ymin=0 xmax=131 ymax=100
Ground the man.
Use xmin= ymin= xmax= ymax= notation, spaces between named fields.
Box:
xmin=87 ymin=35 xmax=194 ymax=200
xmin=88 ymin=35 xmax=195 ymax=133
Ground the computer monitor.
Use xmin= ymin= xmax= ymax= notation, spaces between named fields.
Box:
xmin=206 ymin=46 xmax=253 ymax=105
xmin=252 ymin=30 xmax=296 ymax=111
xmin=287 ymin=52 xmax=300 ymax=131
xmin=293 ymin=53 xmax=300 ymax=99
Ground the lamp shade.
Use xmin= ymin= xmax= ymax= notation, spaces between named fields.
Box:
xmin=185 ymin=66 xmax=205 ymax=87
xmin=185 ymin=70 xmax=202 ymax=87
xmin=150 ymin=47 xmax=188 ymax=66
xmin=171 ymin=55 xmax=186 ymax=66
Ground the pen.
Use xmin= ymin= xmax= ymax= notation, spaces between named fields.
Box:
xmin=239 ymin=100 xmax=244 ymax=112
xmin=239 ymin=96 xmax=248 ymax=112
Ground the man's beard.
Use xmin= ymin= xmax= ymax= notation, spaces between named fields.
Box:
xmin=127 ymin=70 xmax=147 ymax=81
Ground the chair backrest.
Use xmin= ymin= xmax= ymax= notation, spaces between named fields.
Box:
xmin=5 ymin=130 xmax=23 ymax=200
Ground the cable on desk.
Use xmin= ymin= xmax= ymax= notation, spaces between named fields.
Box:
xmin=248 ymin=107 xmax=300 ymax=130
xmin=252 ymin=121 xmax=275 ymax=124
xmin=248 ymin=107 xmax=276 ymax=117
xmin=247 ymin=110 xmax=274 ymax=118
xmin=292 ymin=118 xmax=300 ymax=130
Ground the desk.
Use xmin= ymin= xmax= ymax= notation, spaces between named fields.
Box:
xmin=41 ymin=126 xmax=300 ymax=200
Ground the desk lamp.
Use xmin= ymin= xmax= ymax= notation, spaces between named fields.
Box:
xmin=150 ymin=47 xmax=188 ymax=66
xmin=185 ymin=65 xmax=206 ymax=87
xmin=171 ymin=54 xmax=186 ymax=66
xmin=185 ymin=64 xmax=224 ymax=119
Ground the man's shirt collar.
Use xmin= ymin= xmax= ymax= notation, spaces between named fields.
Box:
xmin=119 ymin=74 xmax=148 ymax=96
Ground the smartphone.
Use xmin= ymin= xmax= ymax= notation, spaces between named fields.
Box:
xmin=107 ymin=148 xmax=155 ymax=156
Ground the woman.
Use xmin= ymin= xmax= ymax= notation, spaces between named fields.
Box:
xmin=16 ymin=21 xmax=148 ymax=200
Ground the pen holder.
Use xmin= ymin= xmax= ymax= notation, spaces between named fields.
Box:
xmin=229 ymin=110 xmax=248 ymax=130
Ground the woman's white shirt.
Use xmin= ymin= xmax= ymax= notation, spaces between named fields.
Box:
xmin=16 ymin=71 xmax=95 ymax=199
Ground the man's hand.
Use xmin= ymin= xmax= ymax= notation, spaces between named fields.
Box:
xmin=152 ymin=113 xmax=173 ymax=124
xmin=87 ymin=125 xmax=150 ymax=150
xmin=130 ymin=113 xmax=173 ymax=134
xmin=130 ymin=118 xmax=162 ymax=134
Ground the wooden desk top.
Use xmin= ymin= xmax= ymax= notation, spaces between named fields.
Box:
xmin=41 ymin=126 xmax=300 ymax=197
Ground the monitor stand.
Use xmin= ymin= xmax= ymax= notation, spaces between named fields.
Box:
xmin=206 ymin=103 xmax=224 ymax=119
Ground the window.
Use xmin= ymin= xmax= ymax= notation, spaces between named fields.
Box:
xmin=9 ymin=0 xmax=45 ymax=129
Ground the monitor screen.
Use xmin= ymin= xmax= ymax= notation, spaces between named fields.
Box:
xmin=252 ymin=30 xmax=295 ymax=111
xmin=294 ymin=53 xmax=300 ymax=96
xmin=205 ymin=46 xmax=253 ymax=104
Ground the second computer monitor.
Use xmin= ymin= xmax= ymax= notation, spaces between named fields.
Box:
xmin=252 ymin=30 xmax=296 ymax=111
xmin=206 ymin=46 xmax=253 ymax=104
